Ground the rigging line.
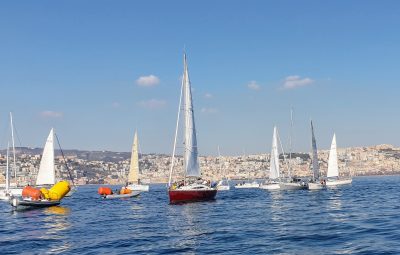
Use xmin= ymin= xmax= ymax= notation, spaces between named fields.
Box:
xmin=13 ymin=123 xmax=23 ymax=148
xmin=54 ymin=133 xmax=76 ymax=188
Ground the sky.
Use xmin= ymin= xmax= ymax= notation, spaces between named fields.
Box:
xmin=0 ymin=1 xmax=400 ymax=155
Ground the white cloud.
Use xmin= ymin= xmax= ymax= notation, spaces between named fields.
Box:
xmin=40 ymin=111 xmax=63 ymax=118
xmin=247 ymin=81 xmax=261 ymax=90
xmin=201 ymin=107 xmax=218 ymax=114
xmin=204 ymin=93 xmax=213 ymax=99
xmin=136 ymin=75 xmax=160 ymax=87
xmin=282 ymin=75 xmax=314 ymax=90
xmin=137 ymin=99 xmax=166 ymax=109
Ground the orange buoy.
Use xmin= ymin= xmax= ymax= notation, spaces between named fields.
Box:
xmin=120 ymin=188 xmax=132 ymax=194
xmin=22 ymin=186 xmax=42 ymax=200
xmin=98 ymin=187 xmax=112 ymax=195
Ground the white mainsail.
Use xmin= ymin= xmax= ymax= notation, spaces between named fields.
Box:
xmin=183 ymin=54 xmax=200 ymax=177
xmin=128 ymin=130 xmax=139 ymax=183
xmin=310 ymin=121 xmax=320 ymax=181
xmin=269 ymin=126 xmax=280 ymax=179
xmin=36 ymin=128 xmax=55 ymax=186
xmin=327 ymin=133 xmax=339 ymax=178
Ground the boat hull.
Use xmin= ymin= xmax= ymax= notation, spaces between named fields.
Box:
xmin=127 ymin=184 xmax=149 ymax=192
xmin=326 ymin=178 xmax=352 ymax=186
xmin=308 ymin=182 xmax=326 ymax=190
xmin=279 ymin=182 xmax=307 ymax=190
xmin=0 ymin=188 xmax=23 ymax=201
xmin=169 ymin=189 xmax=217 ymax=203
xmin=11 ymin=197 xmax=60 ymax=209
xmin=104 ymin=191 xmax=141 ymax=199
xmin=217 ymin=185 xmax=230 ymax=191
xmin=235 ymin=182 xmax=260 ymax=189
xmin=259 ymin=183 xmax=280 ymax=190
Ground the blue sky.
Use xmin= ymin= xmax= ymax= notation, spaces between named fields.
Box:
xmin=0 ymin=1 xmax=399 ymax=155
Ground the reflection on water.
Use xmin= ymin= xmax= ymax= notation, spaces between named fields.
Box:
xmin=43 ymin=206 xmax=72 ymax=254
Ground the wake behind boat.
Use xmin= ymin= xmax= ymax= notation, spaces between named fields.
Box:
xmin=167 ymin=53 xmax=217 ymax=203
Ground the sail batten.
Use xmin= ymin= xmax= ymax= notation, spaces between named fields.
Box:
xmin=183 ymin=54 xmax=200 ymax=177
xmin=269 ymin=126 xmax=280 ymax=179
xmin=128 ymin=131 xmax=140 ymax=183
xmin=327 ymin=133 xmax=339 ymax=178
xmin=311 ymin=121 xmax=320 ymax=181
xmin=36 ymin=128 xmax=55 ymax=186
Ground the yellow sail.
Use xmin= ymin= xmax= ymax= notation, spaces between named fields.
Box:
xmin=128 ymin=131 xmax=139 ymax=183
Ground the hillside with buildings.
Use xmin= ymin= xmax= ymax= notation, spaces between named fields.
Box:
xmin=1 ymin=144 xmax=400 ymax=185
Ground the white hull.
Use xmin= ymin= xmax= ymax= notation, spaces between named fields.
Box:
xmin=326 ymin=178 xmax=352 ymax=186
xmin=235 ymin=182 xmax=259 ymax=189
xmin=259 ymin=183 xmax=280 ymax=190
xmin=127 ymin=184 xmax=149 ymax=192
xmin=308 ymin=182 xmax=326 ymax=190
xmin=104 ymin=191 xmax=141 ymax=199
xmin=0 ymin=188 xmax=23 ymax=200
xmin=279 ymin=182 xmax=307 ymax=190
xmin=217 ymin=185 xmax=230 ymax=191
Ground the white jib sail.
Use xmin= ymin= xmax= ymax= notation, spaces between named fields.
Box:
xmin=269 ymin=126 xmax=280 ymax=179
xmin=311 ymin=121 xmax=320 ymax=181
xmin=327 ymin=133 xmax=339 ymax=178
xmin=183 ymin=54 xmax=200 ymax=177
xmin=128 ymin=130 xmax=139 ymax=183
xmin=36 ymin=128 xmax=55 ymax=185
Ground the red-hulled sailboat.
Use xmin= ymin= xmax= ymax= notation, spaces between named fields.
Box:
xmin=167 ymin=53 xmax=217 ymax=203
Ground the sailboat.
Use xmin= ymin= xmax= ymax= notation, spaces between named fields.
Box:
xmin=10 ymin=128 xmax=71 ymax=209
xmin=216 ymin=146 xmax=230 ymax=191
xmin=279 ymin=109 xmax=307 ymax=190
xmin=167 ymin=53 xmax=217 ymax=203
xmin=0 ymin=143 xmax=12 ymax=201
xmin=260 ymin=126 xmax=280 ymax=190
xmin=325 ymin=133 xmax=352 ymax=186
xmin=36 ymin=128 xmax=56 ymax=187
xmin=126 ymin=130 xmax=149 ymax=191
xmin=307 ymin=120 xmax=326 ymax=190
xmin=0 ymin=113 xmax=23 ymax=200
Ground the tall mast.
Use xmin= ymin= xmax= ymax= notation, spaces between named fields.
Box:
xmin=288 ymin=107 xmax=293 ymax=178
xmin=10 ymin=112 xmax=17 ymax=185
xmin=6 ymin=142 xmax=10 ymax=191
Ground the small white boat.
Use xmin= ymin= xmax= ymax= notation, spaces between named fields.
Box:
xmin=216 ymin=146 xmax=230 ymax=191
xmin=279 ymin=179 xmax=307 ymax=190
xmin=0 ymin=114 xmax=24 ymax=201
xmin=103 ymin=191 xmax=141 ymax=199
xmin=235 ymin=181 xmax=259 ymax=189
xmin=259 ymin=182 xmax=280 ymax=190
xmin=308 ymin=182 xmax=325 ymax=190
xmin=307 ymin=121 xmax=326 ymax=191
xmin=10 ymin=197 xmax=61 ymax=210
xmin=126 ymin=131 xmax=149 ymax=192
xmin=325 ymin=133 xmax=353 ymax=187
xmin=216 ymin=180 xmax=230 ymax=191
xmin=260 ymin=126 xmax=281 ymax=191
xmin=325 ymin=178 xmax=352 ymax=186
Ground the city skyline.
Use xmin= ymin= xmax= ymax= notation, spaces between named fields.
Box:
xmin=1 ymin=1 xmax=400 ymax=155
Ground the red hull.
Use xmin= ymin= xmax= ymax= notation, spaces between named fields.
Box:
xmin=169 ymin=189 xmax=217 ymax=203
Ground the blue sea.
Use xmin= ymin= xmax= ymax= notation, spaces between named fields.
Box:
xmin=1 ymin=176 xmax=400 ymax=254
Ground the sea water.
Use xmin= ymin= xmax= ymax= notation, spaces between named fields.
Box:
xmin=1 ymin=176 xmax=400 ymax=254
